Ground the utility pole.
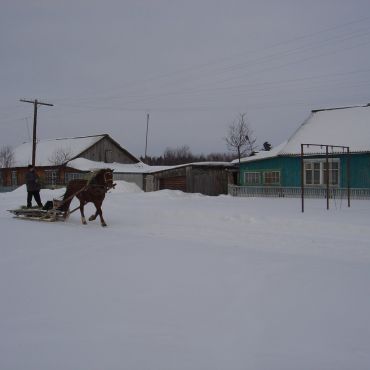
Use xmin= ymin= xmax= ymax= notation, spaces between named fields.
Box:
xmin=20 ymin=99 xmax=54 ymax=166
xmin=144 ymin=112 xmax=150 ymax=159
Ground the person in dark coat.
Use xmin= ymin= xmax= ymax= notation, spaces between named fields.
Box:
xmin=26 ymin=165 xmax=43 ymax=208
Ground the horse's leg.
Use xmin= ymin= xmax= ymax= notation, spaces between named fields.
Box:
xmin=88 ymin=210 xmax=98 ymax=222
xmin=79 ymin=200 xmax=87 ymax=225
xmin=94 ymin=201 xmax=107 ymax=227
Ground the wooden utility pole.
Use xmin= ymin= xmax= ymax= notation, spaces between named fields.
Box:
xmin=20 ymin=99 xmax=54 ymax=166
xmin=145 ymin=112 xmax=150 ymax=159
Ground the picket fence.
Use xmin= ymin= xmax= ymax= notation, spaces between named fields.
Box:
xmin=228 ymin=185 xmax=370 ymax=200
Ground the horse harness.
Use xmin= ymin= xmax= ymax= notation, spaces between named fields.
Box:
xmin=89 ymin=170 xmax=115 ymax=192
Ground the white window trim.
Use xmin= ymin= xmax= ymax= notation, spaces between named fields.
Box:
xmin=263 ymin=170 xmax=281 ymax=185
xmin=303 ymin=158 xmax=340 ymax=187
xmin=244 ymin=171 xmax=261 ymax=185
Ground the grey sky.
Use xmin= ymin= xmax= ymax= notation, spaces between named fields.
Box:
xmin=1 ymin=0 xmax=370 ymax=158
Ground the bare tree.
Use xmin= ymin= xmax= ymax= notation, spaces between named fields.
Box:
xmin=48 ymin=147 xmax=73 ymax=165
xmin=225 ymin=113 xmax=257 ymax=164
xmin=0 ymin=145 xmax=15 ymax=168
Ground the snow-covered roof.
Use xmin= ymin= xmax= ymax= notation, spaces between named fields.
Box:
xmin=67 ymin=158 xmax=164 ymax=173
xmin=232 ymin=142 xmax=287 ymax=164
xmin=13 ymin=135 xmax=105 ymax=167
xmin=147 ymin=161 xmax=233 ymax=173
xmin=68 ymin=158 xmax=232 ymax=174
xmin=236 ymin=104 xmax=370 ymax=163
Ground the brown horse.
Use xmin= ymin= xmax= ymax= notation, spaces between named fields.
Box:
xmin=60 ymin=168 xmax=115 ymax=226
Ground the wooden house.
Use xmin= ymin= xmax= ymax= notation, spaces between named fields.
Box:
xmin=231 ymin=104 xmax=370 ymax=198
xmin=0 ymin=134 xmax=139 ymax=190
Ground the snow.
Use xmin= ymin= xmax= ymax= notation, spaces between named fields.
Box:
xmin=68 ymin=158 xmax=232 ymax=174
xmin=68 ymin=157 xmax=151 ymax=173
xmin=67 ymin=157 xmax=171 ymax=174
xmin=281 ymin=105 xmax=370 ymax=154
xmin=1 ymin=183 xmax=370 ymax=370
xmin=13 ymin=135 xmax=105 ymax=167
xmin=233 ymin=141 xmax=287 ymax=163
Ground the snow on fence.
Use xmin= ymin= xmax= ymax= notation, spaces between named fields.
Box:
xmin=228 ymin=185 xmax=370 ymax=199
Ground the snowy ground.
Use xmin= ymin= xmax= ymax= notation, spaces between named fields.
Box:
xmin=1 ymin=182 xmax=370 ymax=370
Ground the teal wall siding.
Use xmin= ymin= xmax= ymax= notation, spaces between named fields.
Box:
xmin=239 ymin=153 xmax=370 ymax=188
xmin=239 ymin=157 xmax=300 ymax=186
xmin=342 ymin=153 xmax=370 ymax=188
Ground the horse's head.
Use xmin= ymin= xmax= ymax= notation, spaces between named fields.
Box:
xmin=102 ymin=168 xmax=116 ymax=190
xmin=90 ymin=169 xmax=116 ymax=191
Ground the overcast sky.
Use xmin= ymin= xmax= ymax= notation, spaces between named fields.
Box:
xmin=1 ymin=0 xmax=370 ymax=158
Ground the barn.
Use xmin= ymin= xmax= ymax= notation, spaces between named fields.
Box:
xmin=230 ymin=104 xmax=370 ymax=199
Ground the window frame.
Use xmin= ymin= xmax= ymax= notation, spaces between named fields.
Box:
xmin=304 ymin=158 xmax=340 ymax=186
xmin=11 ymin=170 xmax=17 ymax=186
xmin=45 ymin=169 xmax=59 ymax=186
xmin=244 ymin=171 xmax=261 ymax=185
xmin=263 ymin=170 xmax=281 ymax=185
xmin=65 ymin=172 xmax=85 ymax=183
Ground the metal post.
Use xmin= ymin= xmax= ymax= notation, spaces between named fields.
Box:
xmin=301 ymin=144 xmax=304 ymax=213
xmin=347 ymin=147 xmax=351 ymax=207
xmin=326 ymin=145 xmax=329 ymax=210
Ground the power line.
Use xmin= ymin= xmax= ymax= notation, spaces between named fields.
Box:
xmin=50 ymin=15 xmax=370 ymax=104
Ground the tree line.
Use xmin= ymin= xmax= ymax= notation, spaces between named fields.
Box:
xmin=141 ymin=145 xmax=236 ymax=166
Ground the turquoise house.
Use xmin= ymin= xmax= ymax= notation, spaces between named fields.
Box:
xmin=232 ymin=104 xmax=370 ymax=197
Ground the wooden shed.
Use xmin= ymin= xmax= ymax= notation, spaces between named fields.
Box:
xmin=145 ymin=162 xmax=234 ymax=196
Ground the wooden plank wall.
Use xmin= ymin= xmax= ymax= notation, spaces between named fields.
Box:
xmin=82 ymin=137 xmax=137 ymax=164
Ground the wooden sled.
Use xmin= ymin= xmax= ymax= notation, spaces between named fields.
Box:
xmin=8 ymin=199 xmax=79 ymax=223
xmin=8 ymin=204 xmax=65 ymax=222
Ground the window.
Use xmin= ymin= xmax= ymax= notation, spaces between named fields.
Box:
xmin=304 ymin=159 xmax=340 ymax=186
xmin=324 ymin=161 xmax=339 ymax=185
xmin=11 ymin=171 xmax=17 ymax=186
xmin=45 ymin=170 xmax=58 ymax=185
xmin=263 ymin=171 xmax=280 ymax=185
xmin=65 ymin=172 xmax=85 ymax=183
xmin=245 ymin=172 xmax=260 ymax=185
